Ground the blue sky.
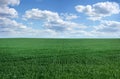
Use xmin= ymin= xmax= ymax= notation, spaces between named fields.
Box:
xmin=0 ymin=0 xmax=120 ymax=38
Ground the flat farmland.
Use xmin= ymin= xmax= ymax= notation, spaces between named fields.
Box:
xmin=0 ymin=38 xmax=120 ymax=79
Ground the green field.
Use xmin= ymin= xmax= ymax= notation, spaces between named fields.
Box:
xmin=0 ymin=38 xmax=120 ymax=79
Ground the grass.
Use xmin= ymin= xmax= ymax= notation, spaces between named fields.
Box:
xmin=0 ymin=38 xmax=120 ymax=79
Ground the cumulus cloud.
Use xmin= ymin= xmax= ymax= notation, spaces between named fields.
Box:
xmin=44 ymin=20 xmax=86 ymax=32
xmin=87 ymin=20 xmax=120 ymax=37
xmin=23 ymin=9 xmax=60 ymax=21
xmin=0 ymin=0 xmax=39 ymax=37
xmin=0 ymin=0 xmax=20 ymax=18
xmin=75 ymin=1 xmax=120 ymax=21
xmin=0 ymin=17 xmax=26 ymax=29
xmin=0 ymin=0 xmax=20 ymax=6
xmin=0 ymin=0 xmax=23 ymax=36
xmin=23 ymin=8 xmax=86 ymax=32
xmin=95 ymin=20 xmax=120 ymax=32
xmin=60 ymin=13 xmax=78 ymax=20
xmin=0 ymin=7 xmax=18 ymax=18
xmin=0 ymin=17 xmax=28 ymax=35
xmin=0 ymin=17 xmax=56 ymax=37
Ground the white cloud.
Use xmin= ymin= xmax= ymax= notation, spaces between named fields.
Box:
xmin=23 ymin=8 xmax=86 ymax=32
xmin=95 ymin=20 xmax=120 ymax=32
xmin=75 ymin=1 xmax=120 ymax=21
xmin=88 ymin=20 xmax=120 ymax=37
xmin=0 ymin=0 xmax=20 ymax=6
xmin=0 ymin=0 xmax=20 ymax=18
xmin=0 ymin=6 xmax=18 ymax=18
xmin=60 ymin=13 xmax=78 ymax=20
xmin=0 ymin=17 xmax=26 ymax=29
xmin=23 ymin=9 xmax=60 ymax=21
xmin=0 ymin=17 xmax=58 ymax=37
xmin=0 ymin=0 xmax=39 ymax=37
xmin=0 ymin=17 xmax=28 ymax=35
xmin=0 ymin=0 xmax=23 ymax=36
xmin=0 ymin=17 xmax=57 ymax=37
xmin=44 ymin=19 xmax=86 ymax=32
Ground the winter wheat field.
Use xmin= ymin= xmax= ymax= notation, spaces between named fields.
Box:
xmin=0 ymin=38 xmax=120 ymax=79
